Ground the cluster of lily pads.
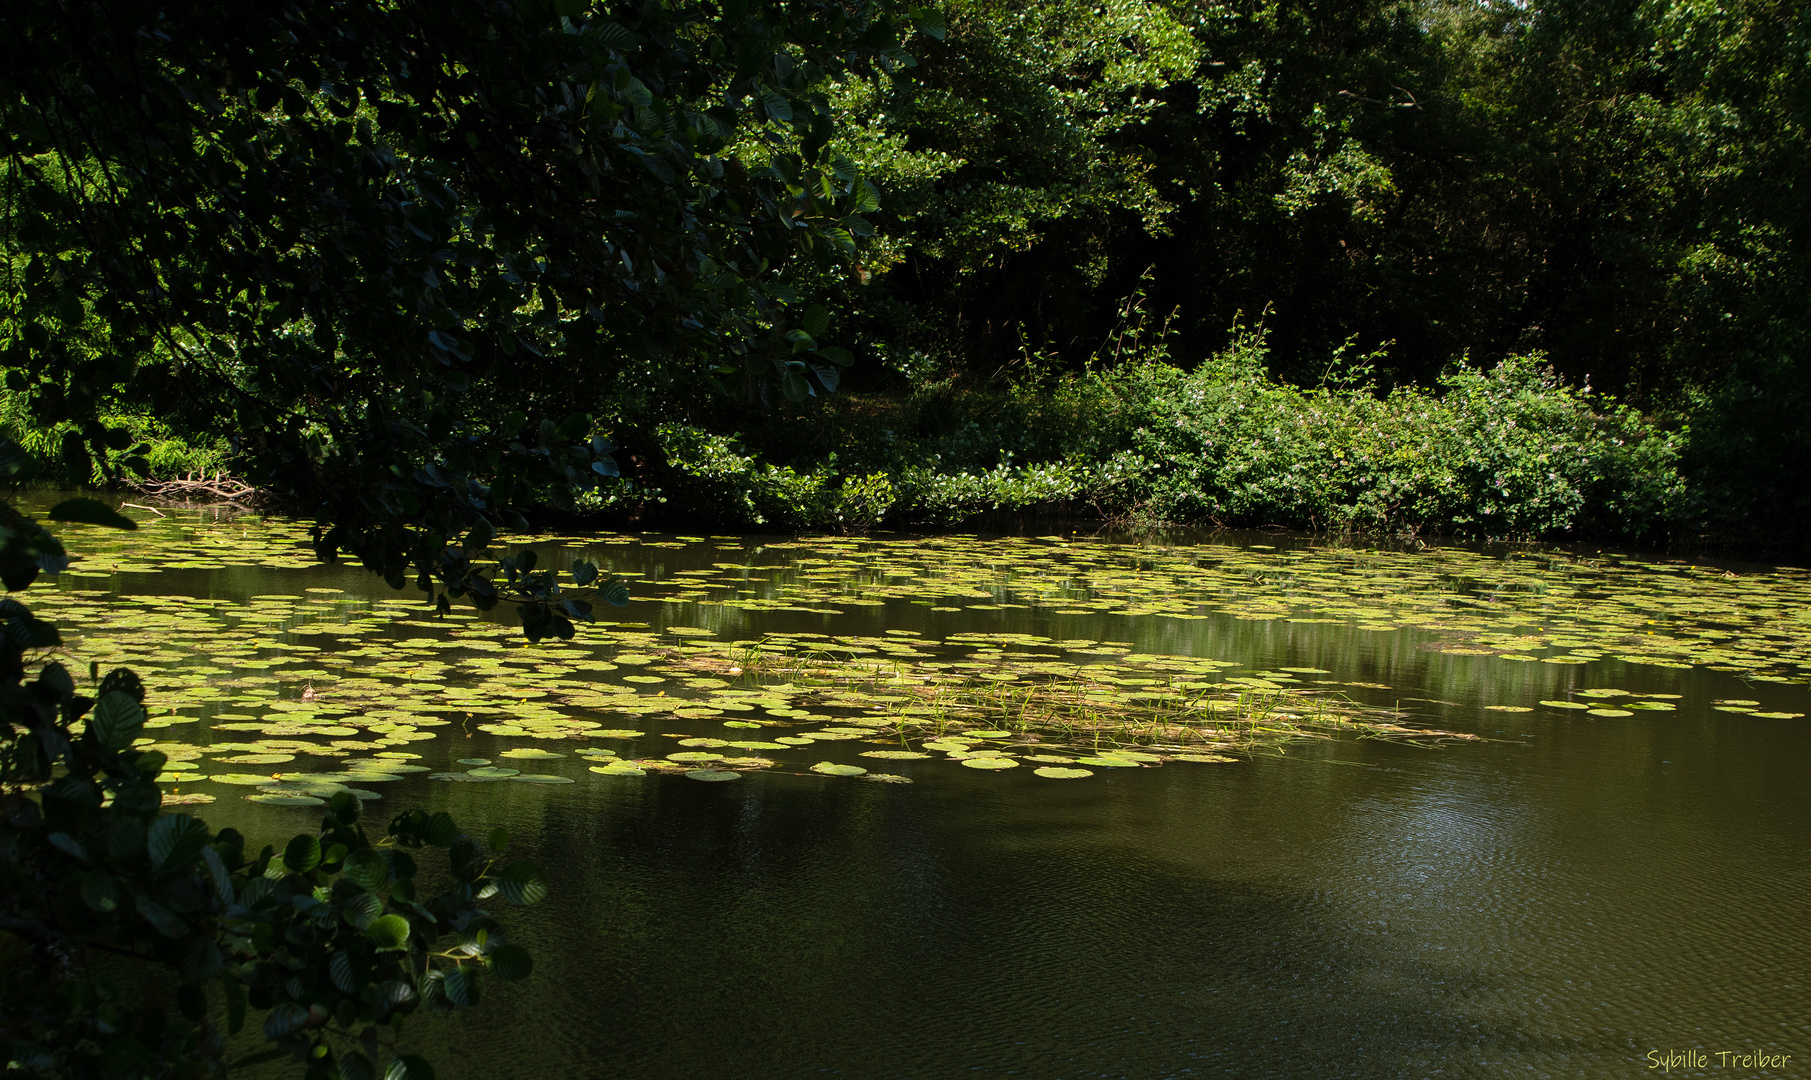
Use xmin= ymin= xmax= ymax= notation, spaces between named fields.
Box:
xmin=20 ymin=506 xmax=1807 ymax=808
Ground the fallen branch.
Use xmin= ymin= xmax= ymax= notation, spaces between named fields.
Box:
xmin=124 ymin=470 xmax=269 ymax=505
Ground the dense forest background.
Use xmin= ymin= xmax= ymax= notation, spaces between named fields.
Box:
xmin=742 ymin=0 xmax=1808 ymax=551
xmin=4 ymin=0 xmax=1807 ymax=553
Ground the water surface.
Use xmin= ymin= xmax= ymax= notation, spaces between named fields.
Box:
xmin=27 ymin=504 xmax=1811 ymax=1078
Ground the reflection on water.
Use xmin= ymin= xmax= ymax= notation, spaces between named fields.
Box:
xmin=20 ymin=499 xmax=1810 ymax=1078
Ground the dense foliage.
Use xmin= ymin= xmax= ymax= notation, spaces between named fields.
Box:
xmin=651 ymin=324 xmax=1682 ymax=540
xmin=773 ymin=0 xmax=1807 ymax=551
xmin=0 ymin=0 xmax=934 ymax=608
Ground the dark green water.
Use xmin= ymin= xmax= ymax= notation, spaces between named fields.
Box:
xmin=28 ymin=506 xmax=1811 ymax=1078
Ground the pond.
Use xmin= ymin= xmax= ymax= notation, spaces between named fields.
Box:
xmin=25 ymin=499 xmax=1811 ymax=1078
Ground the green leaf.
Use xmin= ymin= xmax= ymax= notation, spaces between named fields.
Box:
xmin=802 ymin=304 xmax=830 ymax=337
xmin=571 ymin=559 xmax=599 ymax=587
xmin=463 ymin=519 xmax=494 ymax=553
xmin=599 ymin=576 xmax=630 ymax=607
xmin=88 ymin=691 xmax=145 ymax=752
xmin=422 ymin=811 xmax=458 ymax=847
xmin=80 ymin=871 xmax=120 ymax=912
xmin=283 ymin=834 xmax=322 ymax=875
xmin=366 ymin=913 xmax=411 ymax=950
xmin=262 ymin=1002 xmax=308 ymax=1040
xmin=135 ymin=894 xmax=190 ymax=938
xmin=329 ymin=949 xmax=367 ymax=993
xmin=442 ymin=965 xmax=481 ymax=1007
xmin=147 ymin=814 xmax=210 ymax=870
xmin=341 ymin=1051 xmax=377 ymax=1080
xmin=342 ymin=847 xmax=388 ymax=892
xmin=385 ymin=1054 xmax=436 ymax=1080
xmin=340 ymin=891 xmax=382 ymax=930
xmin=328 ymin=791 xmax=361 ymax=824
xmin=47 ymin=498 xmax=138 ymax=530
xmin=496 ymin=861 xmax=548 ymax=905
xmin=487 ymin=944 xmax=533 ymax=981
xmin=220 ymin=972 xmax=246 ymax=1035
xmin=372 ymin=979 xmax=418 ymax=1022
xmin=911 ymin=6 xmax=947 ymax=40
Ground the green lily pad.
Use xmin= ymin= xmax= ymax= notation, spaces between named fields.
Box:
xmin=456 ymin=758 xmax=492 ymax=766
xmin=1751 ymin=711 xmax=1805 ymax=719
xmin=1586 ymin=708 xmax=1634 ymax=717
xmin=667 ymin=752 xmax=722 ymax=763
xmin=1539 ymin=700 xmax=1591 ymax=710
xmin=203 ymin=773 xmax=286 ymax=786
xmin=498 ymin=748 xmax=566 ymax=759
xmin=860 ymin=750 xmax=930 ymax=759
xmin=1075 ymin=756 xmax=1140 ymax=768
xmin=589 ymin=763 xmax=647 ymax=776
xmin=1173 ymin=753 xmax=1236 ymax=763
xmin=467 ymin=766 xmax=520 ymax=777
xmin=1033 ymin=766 xmax=1093 ymax=779
xmin=684 ymin=769 xmax=742 ymax=782
xmin=961 ymin=757 xmax=1019 ymax=770
xmin=245 ymin=793 xmax=325 ymax=806
xmin=810 ymin=762 xmax=867 ymax=776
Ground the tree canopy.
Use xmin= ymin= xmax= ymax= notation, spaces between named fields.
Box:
xmin=2 ymin=0 xmax=941 ymax=626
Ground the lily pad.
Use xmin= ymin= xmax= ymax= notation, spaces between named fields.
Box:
xmin=810 ymin=762 xmax=867 ymax=777
xmin=961 ymin=757 xmax=1019 ymax=770
xmin=1075 ymin=756 xmax=1141 ymax=768
xmin=1033 ymin=766 xmax=1093 ymax=779
xmin=456 ymin=758 xmax=492 ymax=766
xmin=859 ymin=750 xmax=931 ymax=759
xmin=684 ymin=769 xmax=741 ymax=782
xmin=203 ymin=773 xmax=287 ymax=786
xmin=498 ymin=748 xmax=566 ymax=760
xmin=589 ymin=763 xmax=647 ymax=776
xmin=466 ymin=766 xmax=520 ymax=778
